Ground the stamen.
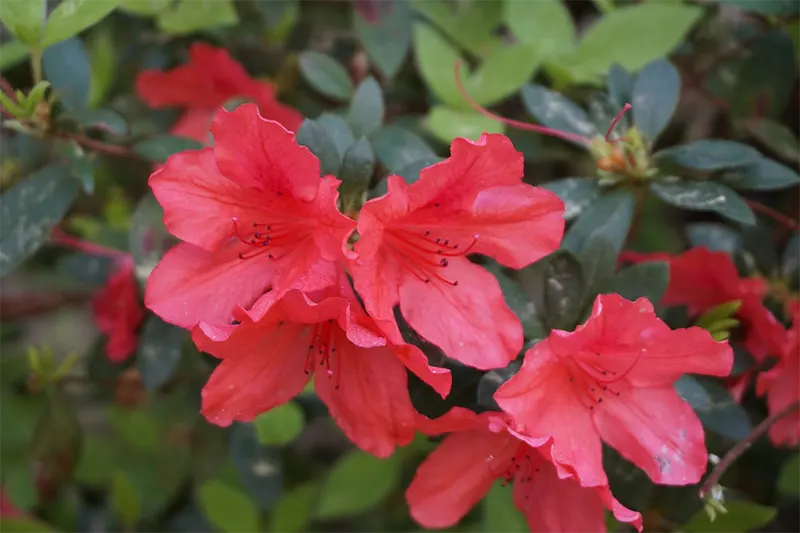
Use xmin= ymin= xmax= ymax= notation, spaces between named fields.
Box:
xmin=605 ymin=103 xmax=632 ymax=142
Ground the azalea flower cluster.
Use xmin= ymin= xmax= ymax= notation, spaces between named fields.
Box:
xmin=138 ymin=85 xmax=740 ymax=530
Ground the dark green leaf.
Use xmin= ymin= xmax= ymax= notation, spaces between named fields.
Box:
xmin=542 ymin=178 xmax=601 ymax=220
xmin=354 ymin=0 xmax=412 ymax=79
xmin=298 ymin=51 xmax=353 ymax=102
xmin=296 ymin=119 xmax=342 ymax=176
xmin=608 ymin=261 xmax=669 ymax=304
xmin=108 ymin=407 xmax=159 ymax=451
xmin=253 ymin=403 xmax=304 ymax=446
xmin=782 ymin=232 xmax=799 ymax=281
xmin=777 ymin=453 xmax=799 ymax=496
xmin=198 ymin=479 xmax=259 ymax=533
xmin=683 ymin=501 xmax=777 ymax=533
xmin=316 ymin=113 xmax=356 ymax=157
xmin=43 ymin=37 xmax=89 ymax=111
xmin=655 ymin=140 xmax=762 ymax=171
xmin=426 ymin=106 xmax=504 ymax=143
xmin=75 ymin=436 xmax=118 ymax=487
xmin=487 ymin=263 xmax=545 ymax=339
xmin=650 ymin=180 xmax=756 ymax=226
xmin=395 ymin=156 xmax=441 ymax=185
xmin=562 ymin=190 xmax=635 ymax=256
xmin=686 ymin=223 xmax=742 ymax=253
xmin=136 ymin=315 xmax=184 ymax=390
xmin=723 ymin=157 xmax=800 ymax=191
xmin=57 ymin=252 xmax=114 ymax=285
xmin=520 ymin=84 xmax=598 ymax=143
xmin=476 ymin=362 xmax=520 ymax=412
xmin=111 ymin=470 xmax=141 ymax=529
xmin=607 ymin=63 xmax=633 ymax=110
xmin=42 ymin=0 xmax=119 ymax=47
xmin=372 ymin=125 xmax=435 ymax=173
xmin=632 ymin=59 xmax=680 ymax=143
xmin=269 ymin=483 xmax=317 ymax=533
xmin=0 ymin=164 xmax=79 ymax=277
xmin=5 ymin=463 xmax=37 ymax=510
xmin=156 ymin=0 xmax=238 ymax=35
xmin=129 ymin=192 xmax=174 ymax=285
xmin=339 ymin=137 xmax=375 ymax=200
xmin=59 ymin=109 xmax=128 ymax=136
xmin=0 ymin=0 xmax=45 ymax=46
xmin=731 ymin=345 xmax=755 ymax=377
xmin=527 ymin=250 xmax=586 ymax=331
xmin=229 ymin=423 xmax=283 ymax=508
xmin=346 ymin=77 xmax=384 ymax=138
xmin=579 ymin=236 xmax=617 ymax=298
xmin=482 ymin=481 xmax=527 ymax=532
xmin=711 ymin=0 xmax=799 ymax=15
xmin=674 ymin=376 xmax=752 ymax=439
xmin=132 ymin=135 xmax=202 ymax=162
xmin=604 ymin=447 xmax=654 ymax=511
xmin=315 ymin=451 xmax=401 ymax=519
xmin=119 ymin=0 xmax=173 ymax=16
xmin=745 ymin=117 xmax=799 ymax=163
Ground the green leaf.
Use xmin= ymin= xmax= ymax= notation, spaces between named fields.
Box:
xmin=119 ymin=0 xmax=172 ymax=16
xmin=607 ymin=63 xmax=634 ymax=110
xmin=42 ymin=0 xmax=119 ymax=48
xmin=42 ymin=37 xmax=90 ymax=110
xmin=542 ymin=177 xmax=601 ymax=220
xmin=411 ymin=0 xmax=503 ymax=57
xmin=108 ymin=407 xmax=160 ymax=451
xmin=59 ymin=108 xmax=128 ymax=136
xmin=0 ymin=0 xmax=45 ymax=46
xmin=111 ymin=470 xmax=142 ymax=530
xmin=412 ymin=22 xmax=465 ymax=108
xmin=650 ymin=180 xmax=756 ymax=226
xmin=5 ymin=463 xmax=37 ymax=510
xmin=562 ymin=190 xmax=635 ymax=256
xmin=608 ymin=261 xmax=669 ymax=304
xmin=686 ymin=223 xmax=742 ymax=253
xmin=136 ymin=315 xmax=184 ymax=390
xmin=0 ymin=518 xmax=58 ymax=532
xmin=483 ymin=481 xmax=527 ymax=532
xmin=316 ymin=114 xmax=356 ymax=157
xmin=371 ymin=125 xmax=435 ymax=173
xmin=526 ymin=250 xmax=586 ymax=331
xmin=133 ymin=135 xmax=202 ymax=162
xmin=298 ymin=51 xmax=353 ymax=102
xmin=339 ymin=137 xmax=375 ymax=204
xmin=353 ymin=0 xmax=411 ymax=79
xmin=560 ymin=2 xmax=702 ymax=83
xmin=346 ymin=77 xmax=384 ymax=138
xmin=675 ymin=376 xmax=752 ymax=439
xmin=229 ymin=423 xmax=283 ymax=507
xmin=468 ymin=44 xmax=541 ymax=107
xmin=745 ymin=117 xmax=799 ymax=163
xmin=296 ymin=119 xmax=342 ymax=176
xmin=75 ymin=436 xmax=118 ymax=487
xmin=683 ymin=500 xmax=777 ymax=533
xmin=782 ymin=232 xmax=799 ymax=282
xmin=579 ymin=236 xmax=617 ymax=298
xmin=156 ymin=0 xmax=238 ymax=35
xmin=723 ymin=157 xmax=800 ymax=191
xmin=632 ymin=59 xmax=680 ymax=143
xmin=87 ymin=24 xmax=116 ymax=107
xmin=57 ymin=252 xmax=114 ymax=286
xmin=711 ymin=0 xmax=799 ymax=15
xmin=129 ymin=192 xmax=173 ymax=284
xmin=486 ymin=262 xmax=545 ymax=339
xmin=426 ymin=106 xmax=504 ymax=144
xmin=269 ymin=483 xmax=318 ymax=533
xmin=316 ymin=451 xmax=401 ymax=519
xmin=777 ymin=453 xmax=799 ymax=496
xmin=253 ymin=403 xmax=304 ymax=446
xmin=655 ymin=140 xmax=763 ymax=171
xmin=198 ymin=479 xmax=260 ymax=533
xmin=520 ymin=84 xmax=597 ymax=144
xmin=0 ymin=164 xmax=79 ymax=277
xmin=504 ymin=0 xmax=575 ymax=59
xmin=0 ymin=40 xmax=31 ymax=72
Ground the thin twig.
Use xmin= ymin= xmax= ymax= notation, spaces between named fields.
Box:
xmin=745 ymin=199 xmax=800 ymax=231
xmin=699 ymin=400 xmax=800 ymax=498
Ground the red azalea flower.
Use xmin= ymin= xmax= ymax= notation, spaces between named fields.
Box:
xmin=757 ymin=300 xmax=800 ymax=446
xmin=406 ymin=408 xmax=642 ymax=532
xmin=145 ymin=104 xmax=355 ymax=330
xmin=136 ymin=42 xmax=303 ymax=143
xmin=351 ymin=133 xmax=564 ymax=370
xmin=622 ymin=247 xmax=785 ymax=360
xmin=93 ymin=259 xmax=145 ymax=362
xmin=495 ymin=294 xmax=732 ymax=489
xmin=192 ymin=274 xmax=449 ymax=457
xmin=0 ymin=486 xmax=24 ymax=518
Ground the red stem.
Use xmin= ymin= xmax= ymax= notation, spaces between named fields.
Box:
xmin=453 ymin=61 xmax=590 ymax=146
xmin=605 ymin=103 xmax=632 ymax=141
xmin=745 ymin=199 xmax=800 ymax=231
xmin=51 ymin=228 xmax=127 ymax=259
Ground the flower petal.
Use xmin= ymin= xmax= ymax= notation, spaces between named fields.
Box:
xmin=406 ymin=430 xmax=517 ymax=529
xmin=210 ymin=104 xmax=320 ymax=199
xmin=149 ymin=148 xmax=267 ymax=251
xmin=495 ymin=340 xmax=607 ymax=487
xmin=398 ymin=257 xmax=522 ymax=370
xmin=593 ymin=383 xmax=708 ymax=485
xmin=145 ymin=242 xmax=275 ymax=328
xmin=170 ymin=108 xmax=214 ymax=144
xmin=315 ymin=341 xmax=417 ymax=457
xmin=92 ymin=262 xmax=144 ymax=363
